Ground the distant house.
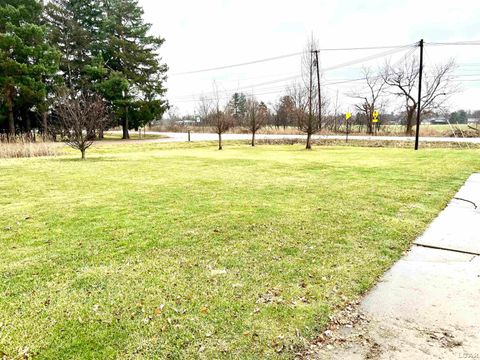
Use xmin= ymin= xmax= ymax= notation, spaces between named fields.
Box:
xmin=176 ymin=119 xmax=199 ymax=126
xmin=467 ymin=118 xmax=479 ymax=125
xmin=425 ymin=117 xmax=448 ymax=125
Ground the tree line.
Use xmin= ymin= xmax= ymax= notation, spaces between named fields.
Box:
xmin=0 ymin=0 xmax=168 ymax=141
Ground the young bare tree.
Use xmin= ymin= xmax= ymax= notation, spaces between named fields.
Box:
xmin=273 ymin=95 xmax=295 ymax=130
xmin=288 ymin=81 xmax=308 ymax=138
xmin=383 ymin=58 xmax=457 ymax=135
xmin=208 ymin=109 xmax=233 ymax=150
xmin=206 ymin=84 xmax=233 ymax=150
xmin=197 ymin=95 xmax=212 ymax=131
xmin=295 ymin=37 xmax=326 ymax=149
xmin=245 ymin=97 xmax=268 ymax=146
xmin=56 ymin=94 xmax=110 ymax=159
xmin=350 ymin=67 xmax=386 ymax=134
xmin=331 ymin=90 xmax=340 ymax=133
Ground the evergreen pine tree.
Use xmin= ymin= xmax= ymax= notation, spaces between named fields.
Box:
xmin=101 ymin=0 xmax=168 ymax=139
xmin=0 ymin=0 xmax=59 ymax=135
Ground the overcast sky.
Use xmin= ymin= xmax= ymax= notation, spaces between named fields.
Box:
xmin=139 ymin=0 xmax=480 ymax=116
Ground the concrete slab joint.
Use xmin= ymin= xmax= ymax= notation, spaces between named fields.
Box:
xmin=306 ymin=173 xmax=480 ymax=360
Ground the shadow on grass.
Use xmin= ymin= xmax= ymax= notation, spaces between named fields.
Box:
xmin=53 ymin=156 xmax=123 ymax=163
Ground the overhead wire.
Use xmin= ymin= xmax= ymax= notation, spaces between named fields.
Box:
xmin=427 ymin=40 xmax=480 ymax=46
xmin=170 ymin=52 xmax=302 ymax=76
xmin=171 ymin=45 xmax=417 ymax=102
xmin=170 ymin=43 xmax=417 ymax=76
xmin=170 ymin=40 xmax=480 ymax=106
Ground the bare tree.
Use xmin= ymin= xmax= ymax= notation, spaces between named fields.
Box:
xmin=208 ymin=109 xmax=233 ymax=150
xmin=295 ymin=37 xmax=327 ymax=149
xmin=206 ymin=84 xmax=234 ymax=150
xmin=350 ymin=67 xmax=386 ymax=134
xmin=245 ymin=97 xmax=268 ymax=146
xmin=383 ymin=58 xmax=457 ymax=135
xmin=273 ymin=95 xmax=295 ymax=130
xmin=196 ymin=95 xmax=212 ymax=131
xmin=288 ymin=81 xmax=308 ymax=138
xmin=56 ymin=94 xmax=110 ymax=159
xmin=303 ymin=38 xmax=317 ymax=149
xmin=331 ymin=90 xmax=340 ymax=133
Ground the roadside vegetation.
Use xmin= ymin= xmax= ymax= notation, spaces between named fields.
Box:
xmin=0 ymin=136 xmax=58 ymax=159
xmin=103 ymin=132 xmax=168 ymax=141
xmin=1 ymin=143 xmax=478 ymax=359
xmin=151 ymin=123 xmax=478 ymax=138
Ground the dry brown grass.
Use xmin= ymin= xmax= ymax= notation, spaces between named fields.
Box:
xmin=255 ymin=137 xmax=480 ymax=149
xmin=150 ymin=124 xmax=479 ymax=138
xmin=0 ymin=135 xmax=58 ymax=159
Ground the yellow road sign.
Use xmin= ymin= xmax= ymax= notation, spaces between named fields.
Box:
xmin=372 ymin=110 xmax=379 ymax=123
xmin=346 ymin=112 xmax=352 ymax=120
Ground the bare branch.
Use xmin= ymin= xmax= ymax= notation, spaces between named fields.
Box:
xmin=56 ymin=94 xmax=111 ymax=159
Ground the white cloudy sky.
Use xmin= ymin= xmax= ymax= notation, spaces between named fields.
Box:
xmin=139 ymin=0 xmax=480 ymax=116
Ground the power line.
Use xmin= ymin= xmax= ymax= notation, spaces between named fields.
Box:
xmin=171 ymin=74 xmax=302 ymax=100
xmin=171 ymin=43 xmax=417 ymax=76
xmin=313 ymin=43 xmax=417 ymax=52
xmin=171 ymin=77 xmax=376 ymax=103
xmin=171 ymin=46 xmax=416 ymax=101
xmin=427 ymin=40 xmax=480 ymax=46
xmin=454 ymin=78 xmax=480 ymax=82
xmin=171 ymin=52 xmax=302 ymax=76
xmin=169 ymin=42 xmax=480 ymax=106
xmin=321 ymin=45 xmax=415 ymax=73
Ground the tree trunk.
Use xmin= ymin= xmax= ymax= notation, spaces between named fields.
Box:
xmin=366 ymin=110 xmax=373 ymax=135
xmin=98 ymin=127 xmax=104 ymax=140
xmin=122 ymin=107 xmax=130 ymax=139
xmin=23 ymin=110 xmax=32 ymax=140
xmin=251 ymin=131 xmax=256 ymax=147
xmin=306 ymin=132 xmax=312 ymax=150
xmin=405 ymin=106 xmax=416 ymax=135
xmin=218 ymin=133 xmax=223 ymax=150
xmin=43 ymin=111 xmax=48 ymax=141
xmin=6 ymin=88 xmax=15 ymax=137
xmin=81 ymin=148 xmax=86 ymax=160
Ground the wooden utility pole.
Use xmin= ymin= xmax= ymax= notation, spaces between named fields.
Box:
xmin=415 ymin=39 xmax=424 ymax=150
xmin=313 ymin=50 xmax=322 ymax=131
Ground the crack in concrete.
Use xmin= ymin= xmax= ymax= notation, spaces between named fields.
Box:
xmin=414 ymin=243 xmax=480 ymax=257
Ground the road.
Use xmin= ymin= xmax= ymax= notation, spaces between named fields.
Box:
xmin=136 ymin=131 xmax=480 ymax=144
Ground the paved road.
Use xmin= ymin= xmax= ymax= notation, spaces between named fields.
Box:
xmin=131 ymin=131 xmax=480 ymax=144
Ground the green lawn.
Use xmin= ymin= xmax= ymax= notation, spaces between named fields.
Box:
xmin=0 ymin=143 xmax=479 ymax=359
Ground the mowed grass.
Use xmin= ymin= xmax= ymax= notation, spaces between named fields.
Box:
xmin=0 ymin=142 xmax=479 ymax=359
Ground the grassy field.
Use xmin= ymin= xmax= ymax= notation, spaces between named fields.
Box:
xmin=0 ymin=142 xmax=479 ymax=359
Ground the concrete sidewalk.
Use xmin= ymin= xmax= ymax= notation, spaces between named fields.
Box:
xmin=307 ymin=174 xmax=480 ymax=360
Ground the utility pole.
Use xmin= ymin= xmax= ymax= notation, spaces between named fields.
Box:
xmin=415 ymin=39 xmax=424 ymax=150
xmin=313 ymin=50 xmax=322 ymax=131
xmin=346 ymin=118 xmax=350 ymax=143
